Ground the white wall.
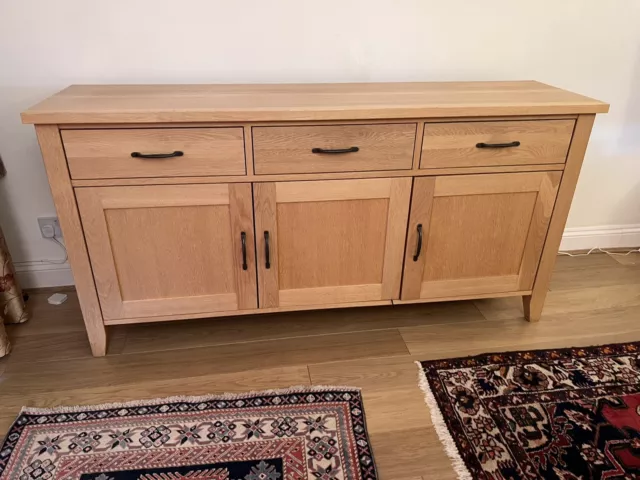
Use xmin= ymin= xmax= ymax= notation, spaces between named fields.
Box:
xmin=1 ymin=0 xmax=639 ymax=286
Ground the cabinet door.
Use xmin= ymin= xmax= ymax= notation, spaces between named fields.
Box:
xmin=254 ymin=178 xmax=411 ymax=308
xmin=76 ymin=184 xmax=257 ymax=320
xmin=402 ymin=172 xmax=561 ymax=300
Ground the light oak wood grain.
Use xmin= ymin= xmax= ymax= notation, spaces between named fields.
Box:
xmin=421 ymin=119 xmax=574 ymax=168
xmin=276 ymin=198 xmax=387 ymax=292
xmin=402 ymin=172 xmax=558 ymax=300
xmin=424 ymin=193 xmax=536 ymax=280
xmin=381 ymin=178 xmax=413 ymax=299
xmin=412 ymin=122 xmax=426 ymax=169
xmin=433 ymin=171 xmax=549 ymax=196
xmin=69 ymin=163 xmax=567 ymax=187
xmin=53 ymin=115 xmax=576 ymax=132
xmin=518 ymin=172 xmax=562 ymax=289
xmin=274 ymin=178 xmax=393 ymax=203
xmin=63 ymin=128 xmax=246 ymax=179
xmin=253 ymin=183 xmax=280 ymax=308
xmin=242 ymin=125 xmax=255 ymax=176
xmin=420 ymin=275 xmax=521 ymax=298
xmin=400 ymin=177 xmax=435 ymax=300
xmin=254 ymin=179 xmax=411 ymax=307
xmin=394 ymin=290 xmax=531 ymax=304
xmin=93 ymin=184 xmax=231 ymax=208
xmin=120 ymin=295 xmax=239 ymax=319
xmin=103 ymin=300 xmax=393 ymax=325
xmin=22 ymin=81 xmax=608 ymax=124
xmin=524 ymin=114 xmax=595 ymax=321
xmin=34 ymin=125 xmax=107 ymax=356
xmin=103 ymin=205 xmax=238 ymax=312
xmin=25 ymin=82 xmax=606 ymax=355
xmin=279 ymin=284 xmax=383 ymax=307
xmin=253 ymin=124 xmax=416 ymax=174
xmin=229 ymin=184 xmax=259 ymax=310
xmin=76 ymin=183 xmax=257 ymax=320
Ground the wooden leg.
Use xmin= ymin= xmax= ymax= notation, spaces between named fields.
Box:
xmin=522 ymin=114 xmax=596 ymax=324
xmin=36 ymin=125 xmax=108 ymax=357
xmin=522 ymin=294 xmax=543 ymax=322
xmin=87 ymin=325 xmax=108 ymax=356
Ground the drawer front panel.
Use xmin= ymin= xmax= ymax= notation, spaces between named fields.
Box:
xmin=63 ymin=128 xmax=246 ymax=179
xmin=253 ymin=124 xmax=416 ymax=174
xmin=420 ymin=119 xmax=574 ymax=169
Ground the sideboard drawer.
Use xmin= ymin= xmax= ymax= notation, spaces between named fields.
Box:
xmin=420 ymin=119 xmax=575 ymax=169
xmin=253 ymin=124 xmax=416 ymax=174
xmin=62 ymin=128 xmax=246 ymax=179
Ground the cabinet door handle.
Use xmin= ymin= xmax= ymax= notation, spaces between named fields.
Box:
xmin=311 ymin=146 xmax=359 ymax=154
xmin=264 ymin=231 xmax=271 ymax=269
xmin=241 ymin=232 xmax=248 ymax=271
xmin=413 ymin=224 xmax=423 ymax=262
xmin=131 ymin=151 xmax=184 ymax=159
xmin=475 ymin=141 xmax=520 ymax=149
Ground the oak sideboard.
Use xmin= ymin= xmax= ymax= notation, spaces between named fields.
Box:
xmin=22 ymin=82 xmax=609 ymax=356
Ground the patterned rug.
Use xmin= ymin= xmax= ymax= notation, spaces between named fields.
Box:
xmin=0 ymin=387 xmax=378 ymax=479
xmin=418 ymin=342 xmax=640 ymax=479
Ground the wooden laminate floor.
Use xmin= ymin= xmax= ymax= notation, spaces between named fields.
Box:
xmin=1 ymin=253 xmax=640 ymax=479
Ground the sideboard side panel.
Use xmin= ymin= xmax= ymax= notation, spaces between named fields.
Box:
xmin=35 ymin=125 xmax=107 ymax=356
xmin=523 ymin=114 xmax=596 ymax=321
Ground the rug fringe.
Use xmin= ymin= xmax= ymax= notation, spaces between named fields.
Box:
xmin=416 ymin=362 xmax=473 ymax=480
xmin=20 ymin=385 xmax=361 ymax=415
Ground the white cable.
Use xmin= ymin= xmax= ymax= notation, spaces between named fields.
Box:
xmin=606 ymin=247 xmax=640 ymax=256
xmin=31 ymin=235 xmax=68 ymax=265
xmin=558 ymin=246 xmax=640 ymax=258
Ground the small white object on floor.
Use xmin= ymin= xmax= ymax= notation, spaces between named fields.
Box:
xmin=47 ymin=293 xmax=68 ymax=305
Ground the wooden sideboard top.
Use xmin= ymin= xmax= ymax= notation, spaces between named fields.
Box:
xmin=22 ymin=81 xmax=608 ymax=125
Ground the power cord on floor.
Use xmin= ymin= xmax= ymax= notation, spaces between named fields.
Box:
xmin=558 ymin=246 xmax=640 ymax=258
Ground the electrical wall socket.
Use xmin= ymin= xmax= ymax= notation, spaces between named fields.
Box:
xmin=38 ymin=217 xmax=62 ymax=238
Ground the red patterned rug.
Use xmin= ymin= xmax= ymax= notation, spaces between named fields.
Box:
xmin=0 ymin=387 xmax=378 ymax=479
xmin=419 ymin=342 xmax=640 ymax=479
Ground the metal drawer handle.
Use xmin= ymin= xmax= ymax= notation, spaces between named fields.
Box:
xmin=475 ymin=141 xmax=520 ymax=149
xmin=241 ymin=232 xmax=248 ymax=271
xmin=131 ymin=151 xmax=184 ymax=159
xmin=413 ymin=224 xmax=423 ymax=262
xmin=264 ymin=231 xmax=271 ymax=269
xmin=311 ymin=147 xmax=359 ymax=154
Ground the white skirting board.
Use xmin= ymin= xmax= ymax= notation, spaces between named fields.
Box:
xmin=12 ymin=224 xmax=640 ymax=289
xmin=13 ymin=262 xmax=74 ymax=289
xmin=559 ymin=224 xmax=640 ymax=252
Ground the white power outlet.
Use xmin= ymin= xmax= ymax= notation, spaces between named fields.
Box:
xmin=38 ymin=217 xmax=62 ymax=238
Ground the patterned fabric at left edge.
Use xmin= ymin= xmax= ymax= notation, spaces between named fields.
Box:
xmin=0 ymin=386 xmax=378 ymax=480
xmin=0 ymin=223 xmax=29 ymax=358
